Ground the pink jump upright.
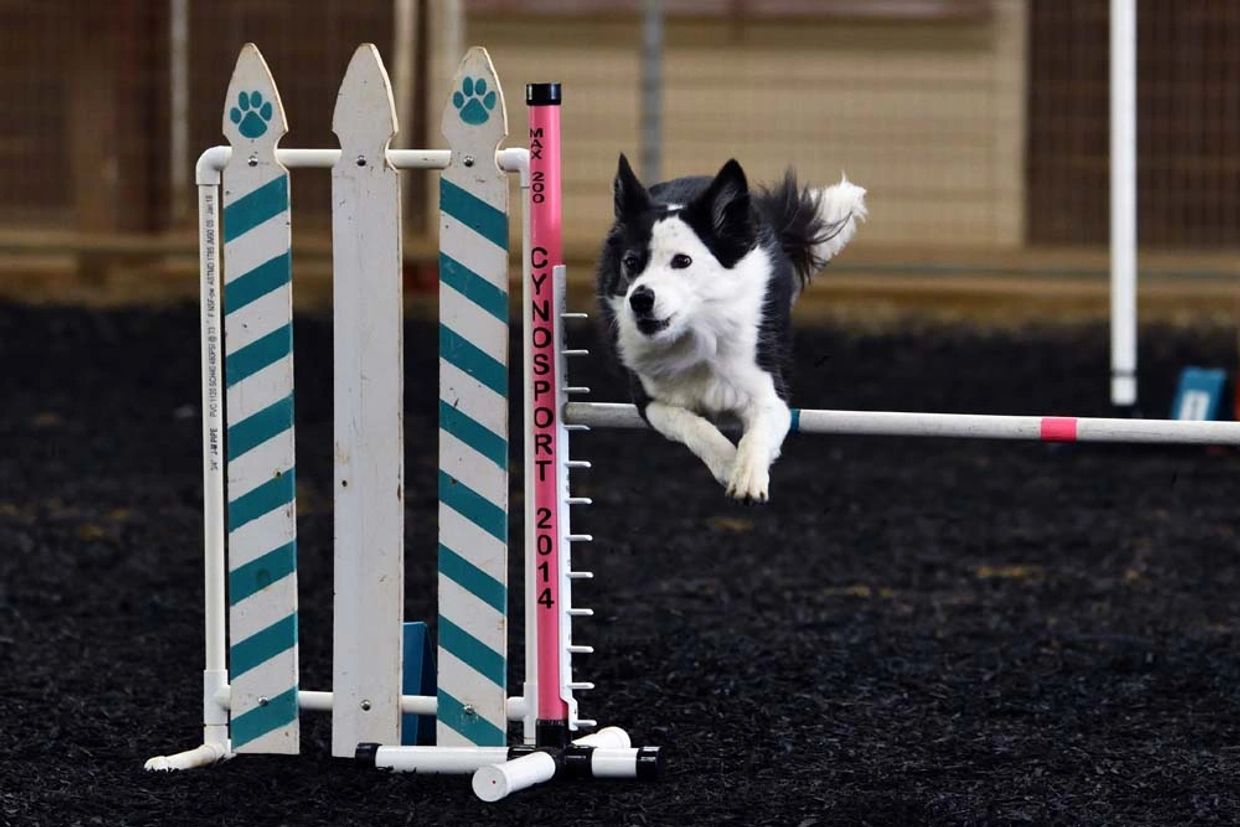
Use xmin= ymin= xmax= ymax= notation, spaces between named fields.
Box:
xmin=470 ymin=81 xmax=662 ymax=803
xmin=525 ymin=81 xmax=570 ymax=747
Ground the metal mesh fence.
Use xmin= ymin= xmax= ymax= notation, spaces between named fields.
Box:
xmin=1028 ymin=0 xmax=1240 ymax=247
xmin=0 ymin=2 xmax=167 ymax=231
xmin=1 ymin=2 xmax=1239 ymax=257
xmin=0 ymin=0 xmax=397 ymax=236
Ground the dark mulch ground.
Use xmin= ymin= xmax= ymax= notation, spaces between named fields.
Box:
xmin=4 ymin=301 xmax=1240 ymax=826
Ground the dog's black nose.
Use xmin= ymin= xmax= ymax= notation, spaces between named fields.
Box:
xmin=629 ymin=285 xmax=655 ymax=316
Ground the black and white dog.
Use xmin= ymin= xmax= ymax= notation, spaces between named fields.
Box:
xmin=597 ymin=155 xmax=866 ymax=503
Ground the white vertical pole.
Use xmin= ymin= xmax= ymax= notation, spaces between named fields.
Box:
xmin=639 ymin=0 xmax=663 ymax=184
xmin=391 ymin=0 xmax=418 ymax=230
xmin=520 ymin=151 xmax=537 ymax=745
xmin=1110 ymin=0 xmax=1137 ymax=407
xmin=169 ymin=0 xmax=190 ymax=223
xmin=443 ymin=0 xmax=465 ymax=78
xmin=391 ymin=0 xmax=417 ymax=150
xmin=331 ymin=44 xmax=405 ymax=757
xmin=197 ymin=180 xmax=229 ymax=752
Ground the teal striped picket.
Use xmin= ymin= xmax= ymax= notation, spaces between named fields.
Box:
xmin=220 ymin=44 xmax=299 ymax=755
xmin=436 ymin=47 xmax=511 ymax=748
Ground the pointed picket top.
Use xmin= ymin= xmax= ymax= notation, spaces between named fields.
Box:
xmin=222 ymin=43 xmax=287 ymax=150
xmin=441 ymin=46 xmax=507 ymax=155
xmin=332 ymin=44 xmax=399 ymax=166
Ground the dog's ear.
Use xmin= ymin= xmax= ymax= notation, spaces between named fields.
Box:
xmin=614 ymin=153 xmax=650 ymax=219
xmin=683 ymin=159 xmax=754 ymax=265
xmin=691 ymin=159 xmax=751 ymax=240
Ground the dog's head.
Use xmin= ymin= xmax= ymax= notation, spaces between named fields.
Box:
xmin=601 ymin=154 xmax=757 ymax=345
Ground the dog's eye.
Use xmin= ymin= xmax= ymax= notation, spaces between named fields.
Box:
xmin=670 ymin=253 xmax=692 ymax=270
xmin=622 ymin=254 xmax=640 ymax=273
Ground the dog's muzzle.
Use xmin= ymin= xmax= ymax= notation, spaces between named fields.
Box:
xmin=629 ymin=285 xmax=655 ymax=316
xmin=629 ymin=286 xmax=669 ymax=335
xmin=629 ymin=286 xmax=669 ymax=334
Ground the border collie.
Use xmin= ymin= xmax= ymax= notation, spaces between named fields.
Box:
xmin=597 ymin=155 xmax=866 ymax=503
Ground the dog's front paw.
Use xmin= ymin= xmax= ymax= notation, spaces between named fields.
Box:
xmin=726 ymin=454 xmax=769 ymax=504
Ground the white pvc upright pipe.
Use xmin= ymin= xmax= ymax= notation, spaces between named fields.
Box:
xmin=639 ymin=0 xmax=664 ymax=183
xmin=197 ymin=182 xmax=228 ymax=739
xmin=520 ymin=143 xmax=538 ymax=745
xmin=146 ymin=183 xmax=230 ymax=773
xmin=391 ymin=0 xmax=417 ymax=151
xmin=1110 ymin=0 xmax=1137 ymax=407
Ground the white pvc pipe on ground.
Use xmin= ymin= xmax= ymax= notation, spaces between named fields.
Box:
xmin=571 ymin=726 xmax=631 ymax=749
xmin=470 ymin=743 xmax=656 ymax=802
xmin=144 ymin=741 xmax=230 ymax=772
xmin=368 ymin=727 xmax=631 ymax=776
xmin=472 ymin=751 xmax=557 ymax=801
xmin=375 ymin=746 xmax=514 ymax=774
xmin=565 ymin=402 xmax=1240 ymax=445
xmin=1110 ymin=0 xmax=1138 ymax=407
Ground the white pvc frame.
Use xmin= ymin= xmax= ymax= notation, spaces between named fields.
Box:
xmin=147 ymin=144 xmax=534 ymax=771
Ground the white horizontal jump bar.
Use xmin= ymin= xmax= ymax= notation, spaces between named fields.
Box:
xmin=211 ymin=686 xmax=528 ymax=721
xmin=196 ymin=146 xmax=529 ymax=185
xmin=564 ymin=402 xmax=1240 ymax=446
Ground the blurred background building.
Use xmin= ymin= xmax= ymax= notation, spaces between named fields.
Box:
xmin=0 ymin=0 xmax=1237 ymax=298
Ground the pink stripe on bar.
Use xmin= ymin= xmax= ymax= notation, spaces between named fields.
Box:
xmin=1039 ymin=417 xmax=1078 ymax=442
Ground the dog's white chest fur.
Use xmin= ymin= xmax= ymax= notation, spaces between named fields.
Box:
xmin=628 ymin=337 xmax=775 ymax=419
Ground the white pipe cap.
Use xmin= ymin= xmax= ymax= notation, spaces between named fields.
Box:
xmin=471 ymin=751 xmax=557 ymax=802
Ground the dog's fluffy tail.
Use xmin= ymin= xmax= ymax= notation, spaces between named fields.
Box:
xmin=757 ymin=171 xmax=867 ymax=291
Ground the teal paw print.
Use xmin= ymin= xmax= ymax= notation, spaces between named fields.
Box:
xmin=229 ymin=91 xmax=274 ymax=139
xmin=452 ymin=77 xmax=497 ymax=125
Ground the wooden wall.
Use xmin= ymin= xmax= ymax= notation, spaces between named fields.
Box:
xmin=1 ymin=2 xmax=1028 ymax=255
xmin=468 ymin=1 xmax=1028 ymax=253
xmin=1027 ymin=0 xmax=1240 ymax=248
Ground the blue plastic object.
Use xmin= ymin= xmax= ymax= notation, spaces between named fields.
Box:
xmin=401 ymin=621 xmax=437 ymax=745
xmin=1171 ymin=367 xmax=1228 ymax=421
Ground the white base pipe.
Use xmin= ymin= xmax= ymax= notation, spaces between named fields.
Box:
xmin=565 ymin=402 xmax=1240 ymax=446
xmin=144 ymin=740 xmax=231 ymax=771
xmin=145 ymin=669 xmax=232 ymax=771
